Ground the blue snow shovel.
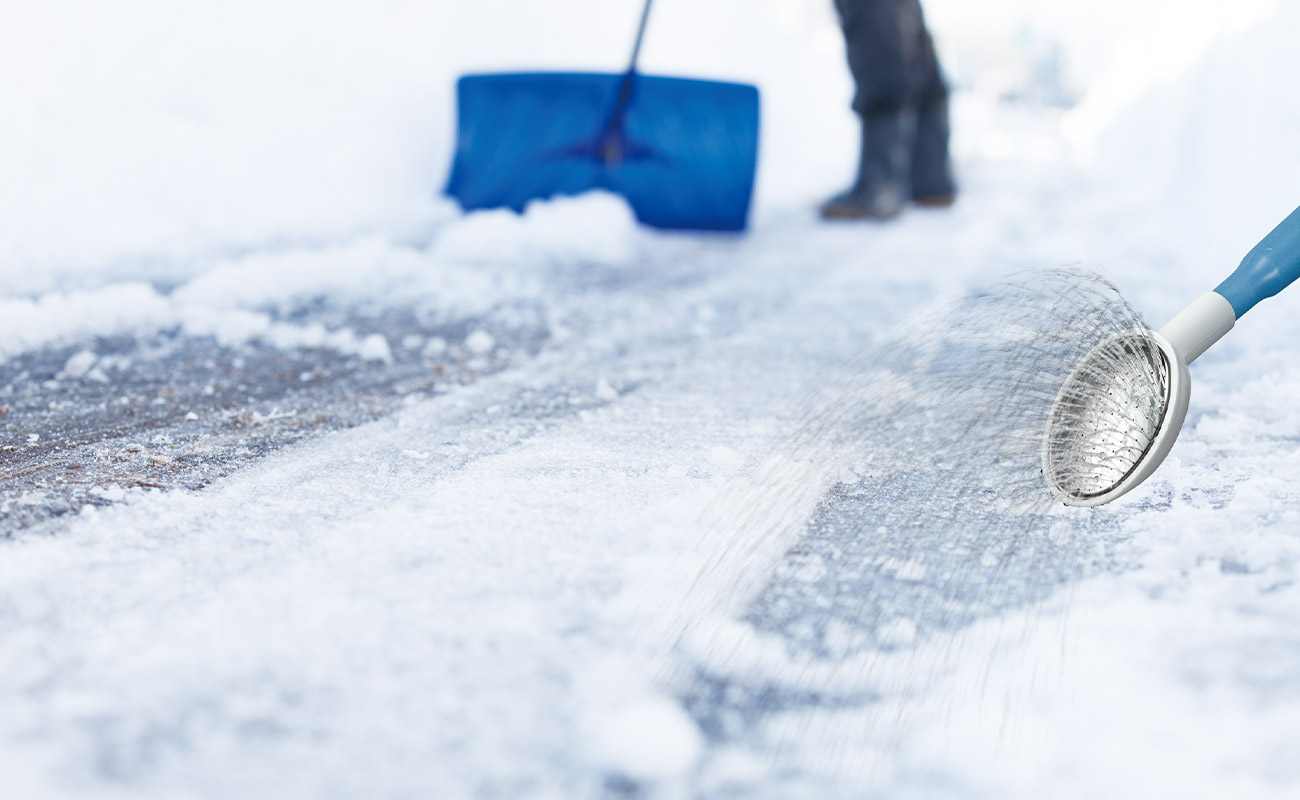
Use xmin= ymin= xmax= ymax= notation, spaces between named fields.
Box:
xmin=1043 ymin=204 xmax=1300 ymax=506
xmin=443 ymin=0 xmax=760 ymax=232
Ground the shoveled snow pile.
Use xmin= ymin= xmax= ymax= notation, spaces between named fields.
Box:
xmin=0 ymin=194 xmax=636 ymax=362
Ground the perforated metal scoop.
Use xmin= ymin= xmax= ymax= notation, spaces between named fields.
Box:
xmin=1042 ymin=204 xmax=1300 ymax=506
xmin=1042 ymin=328 xmax=1190 ymax=506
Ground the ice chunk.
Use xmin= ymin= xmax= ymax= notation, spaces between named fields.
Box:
xmin=357 ymin=334 xmax=393 ymax=364
xmin=60 ymin=350 xmax=97 ymax=379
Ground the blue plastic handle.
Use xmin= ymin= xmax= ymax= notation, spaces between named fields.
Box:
xmin=1215 ymin=205 xmax=1300 ymax=318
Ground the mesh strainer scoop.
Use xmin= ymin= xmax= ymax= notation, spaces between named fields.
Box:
xmin=1044 ymin=204 xmax=1300 ymax=506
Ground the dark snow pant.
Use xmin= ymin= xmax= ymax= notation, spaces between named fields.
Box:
xmin=833 ymin=0 xmax=952 ymax=198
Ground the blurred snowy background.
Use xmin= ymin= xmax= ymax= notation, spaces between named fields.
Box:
xmin=3 ymin=0 xmax=1293 ymax=292
xmin=4 ymin=1 xmax=1300 ymax=798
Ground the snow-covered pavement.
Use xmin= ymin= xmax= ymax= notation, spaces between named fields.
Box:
xmin=6 ymin=1 xmax=1300 ymax=798
xmin=6 ymin=170 xmax=1300 ymax=798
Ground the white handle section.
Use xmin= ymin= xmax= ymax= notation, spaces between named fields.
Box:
xmin=1158 ymin=291 xmax=1236 ymax=364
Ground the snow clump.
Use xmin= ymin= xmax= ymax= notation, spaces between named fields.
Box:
xmin=586 ymin=695 xmax=705 ymax=782
xmin=432 ymin=192 xmax=638 ymax=268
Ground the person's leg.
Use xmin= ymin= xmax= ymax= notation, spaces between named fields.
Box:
xmin=822 ymin=0 xmax=924 ymax=220
xmin=910 ymin=24 xmax=956 ymax=205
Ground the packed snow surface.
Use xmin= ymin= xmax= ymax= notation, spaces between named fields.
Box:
xmin=4 ymin=1 xmax=1300 ymax=798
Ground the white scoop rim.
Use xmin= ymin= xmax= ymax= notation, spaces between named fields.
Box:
xmin=1041 ymin=329 xmax=1191 ymax=507
xmin=1041 ymin=291 xmax=1236 ymax=507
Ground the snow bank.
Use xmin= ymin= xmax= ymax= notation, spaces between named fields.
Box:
xmin=0 ymin=284 xmax=174 ymax=358
xmin=0 ymin=191 xmax=656 ymax=362
xmin=0 ymin=239 xmax=476 ymax=362
xmin=1069 ymin=0 xmax=1294 ymax=266
xmin=0 ymin=287 xmax=398 ymax=363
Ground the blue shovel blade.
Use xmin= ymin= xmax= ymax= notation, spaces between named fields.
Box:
xmin=444 ymin=72 xmax=760 ymax=232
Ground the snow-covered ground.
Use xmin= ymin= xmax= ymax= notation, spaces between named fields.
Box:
xmin=4 ymin=1 xmax=1300 ymax=798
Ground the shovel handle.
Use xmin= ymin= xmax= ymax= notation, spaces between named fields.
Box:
xmin=625 ymin=0 xmax=653 ymax=74
xmin=601 ymin=0 xmax=654 ymax=164
xmin=1215 ymin=204 xmax=1300 ymax=318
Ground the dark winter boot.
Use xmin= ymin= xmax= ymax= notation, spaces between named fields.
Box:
xmin=820 ymin=113 xmax=914 ymax=221
xmin=910 ymin=98 xmax=956 ymax=207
